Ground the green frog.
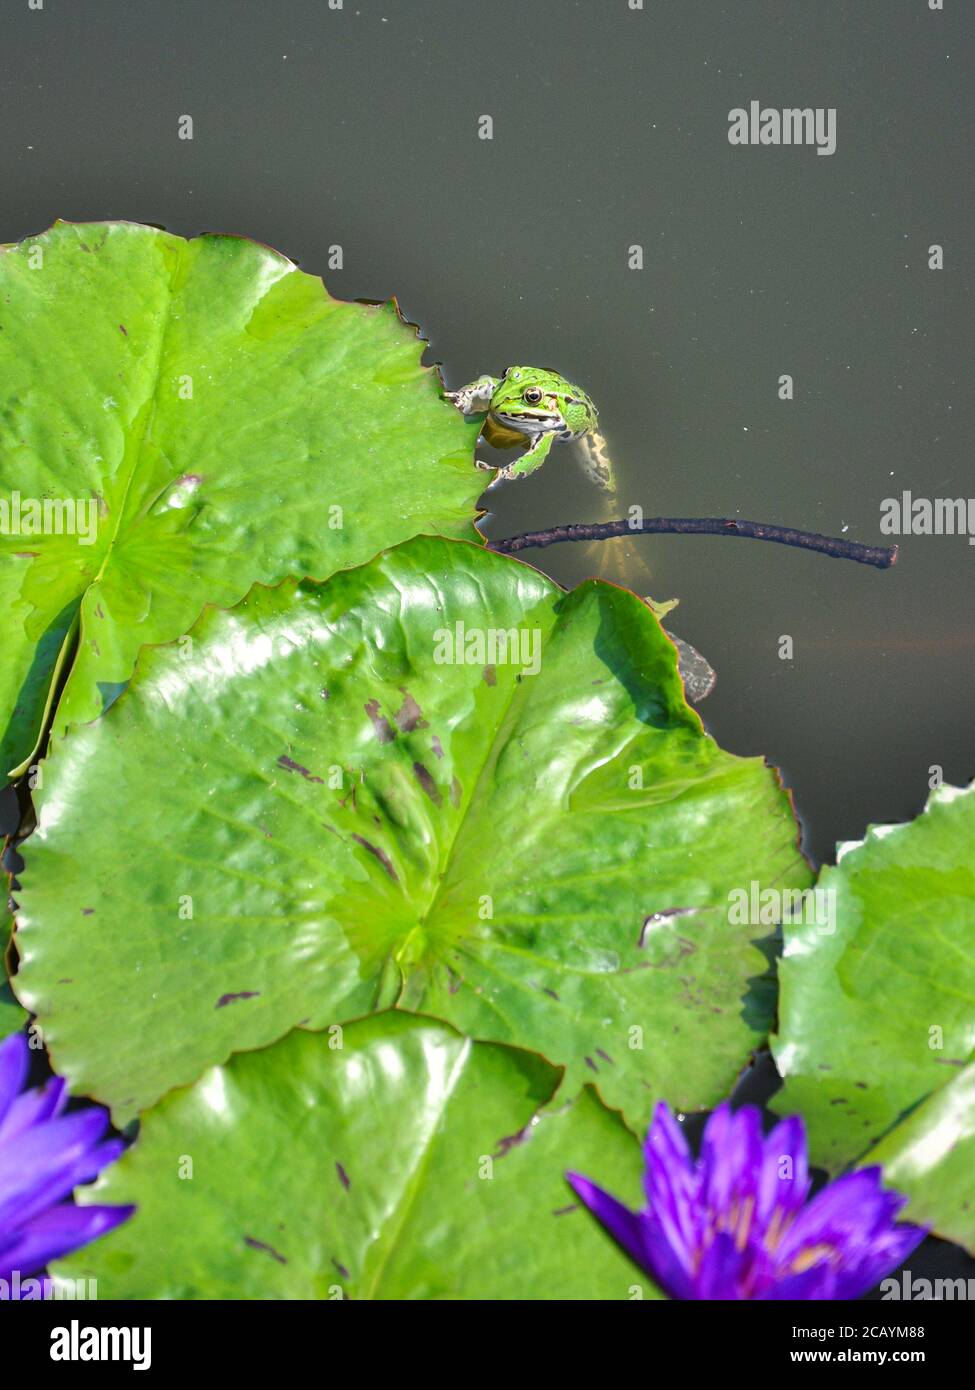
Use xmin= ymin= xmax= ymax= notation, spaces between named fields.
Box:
xmin=446 ymin=366 xmax=715 ymax=701
xmin=444 ymin=365 xmax=613 ymax=489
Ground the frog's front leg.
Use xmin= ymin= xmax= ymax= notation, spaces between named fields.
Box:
xmin=497 ymin=430 xmax=556 ymax=481
xmin=443 ymin=375 xmax=499 ymax=415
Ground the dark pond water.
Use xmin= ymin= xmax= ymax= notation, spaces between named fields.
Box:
xmin=2 ymin=0 xmax=973 ymax=1287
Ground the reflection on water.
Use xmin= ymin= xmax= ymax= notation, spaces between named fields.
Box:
xmin=479 ymin=427 xmax=718 ymax=698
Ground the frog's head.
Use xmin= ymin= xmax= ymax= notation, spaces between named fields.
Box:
xmin=489 ymin=366 xmax=572 ymax=433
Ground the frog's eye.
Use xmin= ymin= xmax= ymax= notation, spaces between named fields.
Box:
xmin=523 ymin=387 xmax=543 ymax=404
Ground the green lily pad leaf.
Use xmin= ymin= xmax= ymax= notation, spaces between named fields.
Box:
xmin=14 ymin=535 xmax=809 ymax=1124
xmin=54 ymin=1013 xmax=655 ymax=1300
xmin=1 ymin=825 xmax=29 ymax=1035
xmin=0 ymin=985 xmax=27 ymax=1041
xmin=0 ymin=220 xmax=481 ymax=779
xmin=0 ymin=916 xmax=29 ymax=1041
xmin=862 ymin=1059 xmax=975 ymax=1254
xmin=772 ymin=782 xmax=975 ymax=1243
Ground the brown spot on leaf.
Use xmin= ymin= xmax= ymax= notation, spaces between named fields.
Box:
xmin=351 ymin=834 xmax=398 ymax=882
xmin=493 ymin=1124 xmax=532 ymax=1158
xmin=364 ymin=699 xmax=395 ymax=743
xmin=216 ymin=991 xmax=260 ymax=1008
xmin=482 ymin=665 xmax=497 ymax=686
xmin=394 ymin=690 xmax=428 ymax=733
xmin=243 ymin=1235 xmax=287 ymax=1264
xmin=81 ymin=908 xmax=94 ymax=916
xmin=277 ymin=755 xmax=324 ymax=784
xmin=119 ymin=323 xmax=127 ymax=336
xmin=413 ymin=762 xmax=442 ymax=806
xmin=552 ymin=1204 xmax=578 ymax=1217
xmin=431 ymin=735 xmax=444 ymax=759
xmin=336 ymin=1162 xmax=351 ymax=1190
xmin=449 ymin=776 xmax=462 ymax=808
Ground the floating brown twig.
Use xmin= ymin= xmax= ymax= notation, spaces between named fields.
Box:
xmin=489 ymin=517 xmax=897 ymax=569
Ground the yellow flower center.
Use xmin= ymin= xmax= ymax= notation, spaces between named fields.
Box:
xmin=790 ymin=1242 xmax=839 ymax=1274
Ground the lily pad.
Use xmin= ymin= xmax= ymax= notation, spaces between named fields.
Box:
xmin=0 ymin=985 xmax=26 ymax=1042
xmin=0 ymin=917 xmax=28 ymax=1041
xmin=0 ymin=220 xmax=481 ymax=779
xmin=862 ymin=1059 xmax=975 ymax=1254
xmin=772 ymin=782 xmax=975 ymax=1246
xmin=54 ymin=1012 xmax=655 ymax=1300
xmin=13 ymin=535 xmax=809 ymax=1124
xmin=1 ymin=815 xmax=29 ymax=1038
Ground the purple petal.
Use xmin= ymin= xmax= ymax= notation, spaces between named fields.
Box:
xmin=700 ymin=1103 xmax=763 ymax=1223
xmin=643 ymin=1104 xmax=701 ymax=1267
xmin=757 ymin=1114 xmax=809 ymax=1223
xmin=0 ymin=1201 xmax=135 ymax=1283
xmin=567 ymin=1173 xmax=651 ymax=1273
xmin=759 ymin=1263 xmax=840 ymax=1299
xmin=0 ymin=1034 xmax=29 ymax=1127
xmin=829 ymin=1216 xmax=928 ymax=1300
xmin=693 ymin=1230 xmax=750 ymax=1299
xmin=644 ymin=1100 xmax=692 ymax=1175
xmin=0 ymin=1042 xmax=131 ymax=1282
xmin=567 ymin=1172 xmax=697 ymax=1299
xmin=0 ymin=1108 xmax=112 ymax=1226
xmin=776 ymin=1166 xmax=926 ymax=1298
xmin=778 ymin=1167 xmax=900 ymax=1262
xmin=634 ymin=1207 xmax=700 ymax=1300
xmin=0 ymin=1076 xmax=68 ymax=1145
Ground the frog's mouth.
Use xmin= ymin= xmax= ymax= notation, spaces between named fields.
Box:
xmin=497 ymin=410 xmax=558 ymax=421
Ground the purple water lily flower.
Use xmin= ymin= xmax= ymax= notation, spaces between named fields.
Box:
xmin=0 ymin=1032 xmax=133 ymax=1285
xmin=568 ymin=1101 xmax=926 ymax=1299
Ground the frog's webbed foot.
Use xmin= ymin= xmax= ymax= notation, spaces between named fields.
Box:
xmin=666 ymin=632 xmax=717 ymax=704
xmin=444 ymin=374 xmax=498 ymax=415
